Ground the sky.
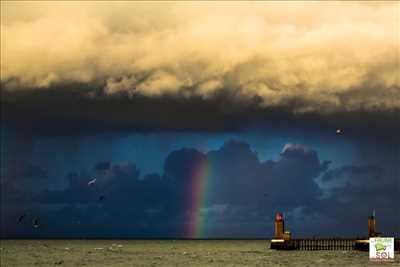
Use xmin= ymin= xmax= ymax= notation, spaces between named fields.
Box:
xmin=1 ymin=1 xmax=399 ymax=239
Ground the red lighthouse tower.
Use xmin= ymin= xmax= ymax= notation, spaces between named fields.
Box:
xmin=275 ymin=212 xmax=284 ymax=239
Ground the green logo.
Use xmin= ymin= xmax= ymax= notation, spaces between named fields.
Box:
xmin=375 ymin=242 xmax=387 ymax=252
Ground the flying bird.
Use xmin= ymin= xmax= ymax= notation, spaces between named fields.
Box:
xmin=336 ymin=128 xmax=343 ymax=134
xmin=17 ymin=214 xmax=25 ymax=223
xmin=88 ymin=178 xmax=97 ymax=186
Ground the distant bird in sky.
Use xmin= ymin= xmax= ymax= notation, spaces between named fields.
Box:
xmin=88 ymin=178 xmax=97 ymax=186
xmin=17 ymin=214 xmax=25 ymax=223
xmin=336 ymin=128 xmax=343 ymax=134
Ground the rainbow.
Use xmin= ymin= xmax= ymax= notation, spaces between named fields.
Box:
xmin=185 ymin=156 xmax=212 ymax=239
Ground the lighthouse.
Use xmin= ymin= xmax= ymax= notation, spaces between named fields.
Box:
xmin=368 ymin=211 xmax=376 ymax=238
xmin=275 ymin=212 xmax=284 ymax=239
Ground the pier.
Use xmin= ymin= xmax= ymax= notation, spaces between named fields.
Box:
xmin=271 ymin=238 xmax=356 ymax=250
xmin=270 ymin=212 xmax=399 ymax=251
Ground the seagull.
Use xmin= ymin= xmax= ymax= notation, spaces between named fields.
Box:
xmin=17 ymin=214 xmax=25 ymax=223
xmin=336 ymin=129 xmax=343 ymax=134
xmin=88 ymin=178 xmax=97 ymax=186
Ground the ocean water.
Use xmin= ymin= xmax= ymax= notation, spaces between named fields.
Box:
xmin=1 ymin=240 xmax=399 ymax=266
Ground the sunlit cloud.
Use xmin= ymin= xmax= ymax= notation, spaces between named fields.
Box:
xmin=1 ymin=1 xmax=399 ymax=113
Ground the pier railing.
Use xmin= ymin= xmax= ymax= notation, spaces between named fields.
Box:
xmin=293 ymin=239 xmax=355 ymax=250
xmin=271 ymin=239 xmax=356 ymax=250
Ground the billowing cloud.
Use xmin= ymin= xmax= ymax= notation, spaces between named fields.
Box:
xmin=1 ymin=1 xmax=399 ymax=113
xmin=318 ymin=163 xmax=400 ymax=236
xmin=0 ymin=140 xmax=334 ymax=238
xmin=2 ymin=138 xmax=399 ymax=238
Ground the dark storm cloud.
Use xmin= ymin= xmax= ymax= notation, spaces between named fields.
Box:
xmin=0 ymin=140 xmax=330 ymax=238
xmin=12 ymin=164 xmax=47 ymax=180
xmin=94 ymin=161 xmax=111 ymax=171
xmin=4 ymin=161 xmax=179 ymax=238
xmin=325 ymin=165 xmax=398 ymax=202
xmin=2 ymin=139 xmax=398 ymax=238
xmin=0 ymin=130 xmax=49 ymax=193
xmin=2 ymin=85 xmax=400 ymax=138
xmin=317 ymin=163 xmax=400 ymax=236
